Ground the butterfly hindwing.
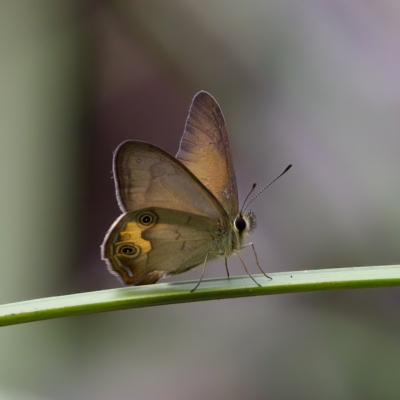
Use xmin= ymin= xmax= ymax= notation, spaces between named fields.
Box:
xmin=102 ymin=207 xmax=223 ymax=285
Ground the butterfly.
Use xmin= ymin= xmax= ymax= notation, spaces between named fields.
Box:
xmin=102 ymin=91 xmax=291 ymax=290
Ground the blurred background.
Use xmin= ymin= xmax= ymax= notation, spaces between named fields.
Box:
xmin=1 ymin=1 xmax=400 ymax=399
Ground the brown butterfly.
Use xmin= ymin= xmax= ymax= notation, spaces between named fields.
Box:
xmin=102 ymin=91 xmax=291 ymax=290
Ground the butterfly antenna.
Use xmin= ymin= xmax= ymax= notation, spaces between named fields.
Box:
xmin=242 ymin=164 xmax=292 ymax=212
xmin=240 ymin=183 xmax=257 ymax=214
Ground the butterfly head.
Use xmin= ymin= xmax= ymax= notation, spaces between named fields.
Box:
xmin=234 ymin=211 xmax=256 ymax=236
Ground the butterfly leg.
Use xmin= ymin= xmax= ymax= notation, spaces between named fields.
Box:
xmin=241 ymin=242 xmax=272 ymax=280
xmin=234 ymin=250 xmax=261 ymax=287
xmin=224 ymin=258 xmax=230 ymax=278
xmin=191 ymin=251 xmax=211 ymax=292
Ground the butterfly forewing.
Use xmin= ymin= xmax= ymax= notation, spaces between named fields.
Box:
xmin=176 ymin=91 xmax=239 ymax=219
xmin=113 ymin=141 xmax=227 ymax=222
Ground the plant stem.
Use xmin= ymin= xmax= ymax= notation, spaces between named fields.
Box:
xmin=1 ymin=265 xmax=400 ymax=327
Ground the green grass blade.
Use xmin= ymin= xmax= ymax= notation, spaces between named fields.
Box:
xmin=1 ymin=265 xmax=400 ymax=327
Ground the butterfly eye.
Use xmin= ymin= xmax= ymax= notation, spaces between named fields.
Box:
xmin=116 ymin=244 xmax=140 ymax=258
xmin=234 ymin=215 xmax=247 ymax=232
xmin=137 ymin=211 xmax=157 ymax=228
